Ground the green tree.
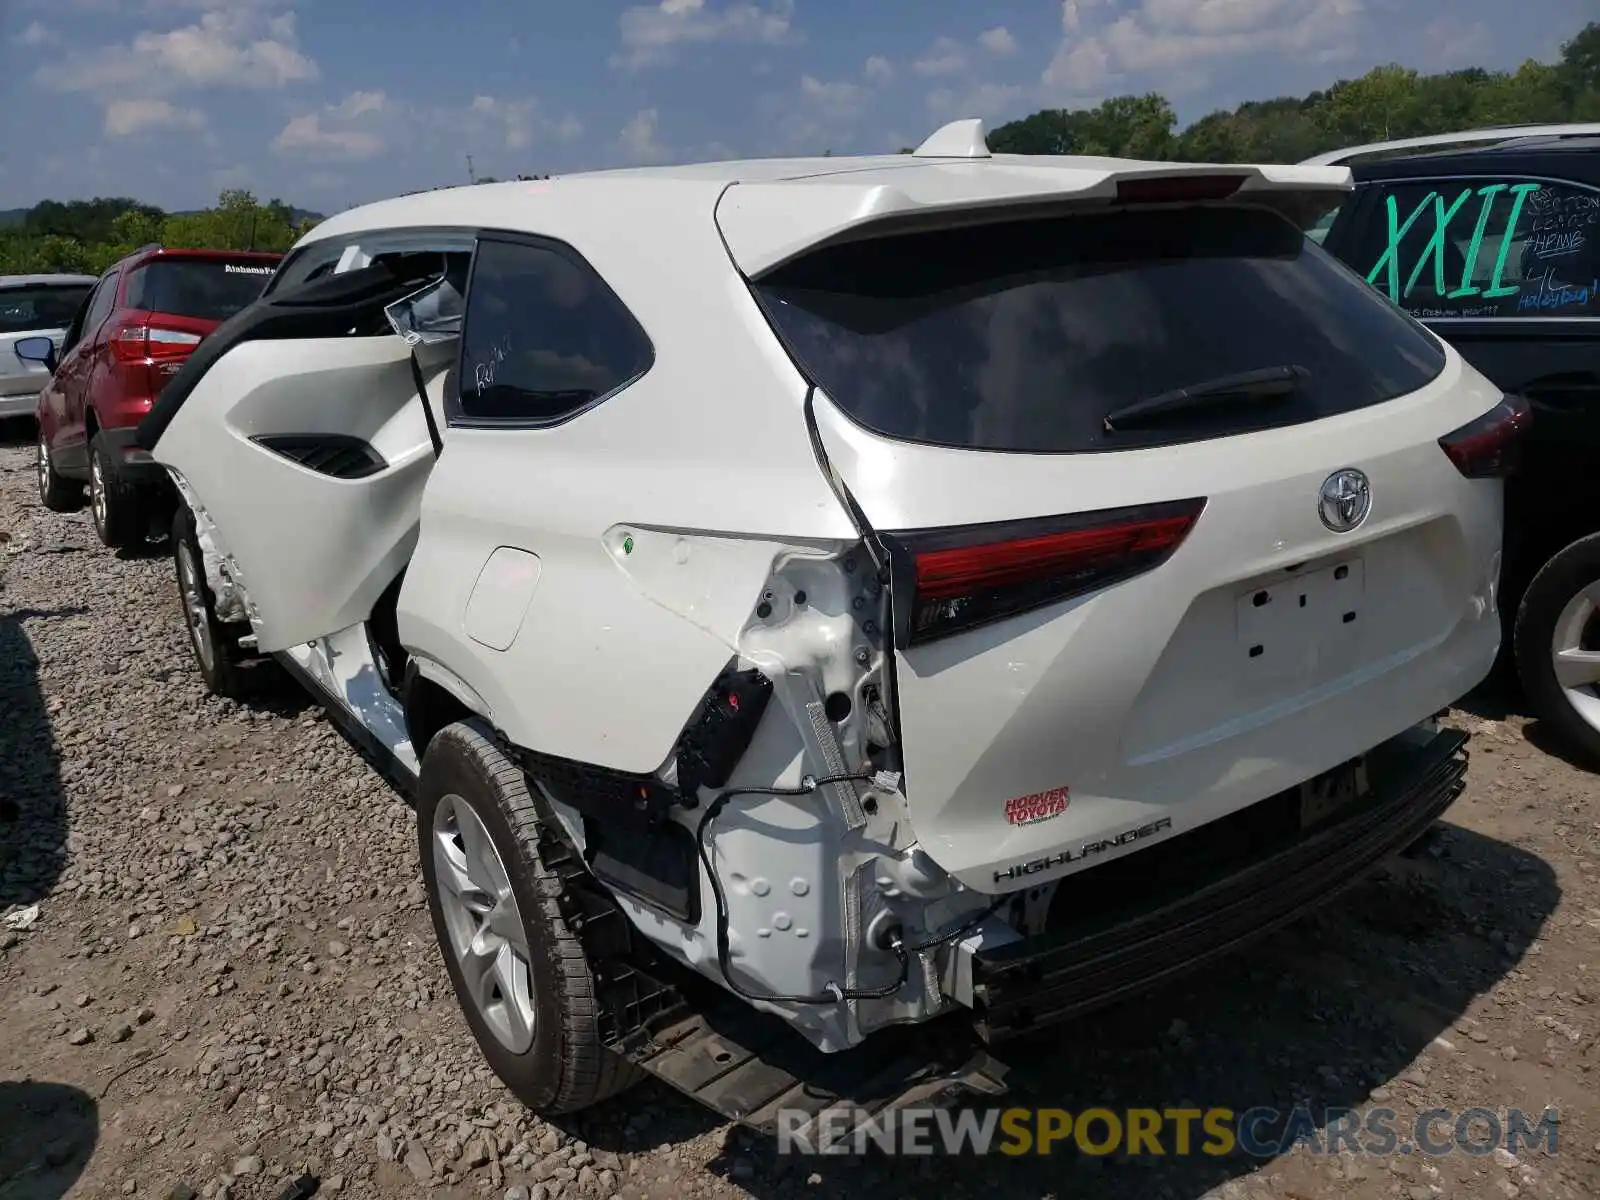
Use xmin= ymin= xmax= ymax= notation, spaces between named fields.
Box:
xmin=1078 ymin=94 xmax=1178 ymax=158
xmin=989 ymin=109 xmax=1083 ymax=154
xmin=29 ymin=235 xmax=97 ymax=274
xmin=990 ymin=19 xmax=1599 ymax=164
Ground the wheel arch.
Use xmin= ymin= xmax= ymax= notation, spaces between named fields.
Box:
xmin=403 ymin=663 xmax=484 ymax=762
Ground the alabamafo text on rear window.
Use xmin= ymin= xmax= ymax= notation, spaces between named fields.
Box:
xmin=753 ymin=206 xmax=1447 ymax=454
xmin=125 ymin=259 xmax=276 ymax=322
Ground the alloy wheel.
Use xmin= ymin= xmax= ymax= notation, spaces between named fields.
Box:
xmin=1551 ymin=579 xmax=1600 ymax=737
xmin=431 ymin=794 xmax=537 ymax=1053
xmin=175 ymin=539 xmax=216 ymax=674
xmin=90 ymin=452 xmax=107 ymax=535
xmin=36 ymin=435 xmax=50 ymax=499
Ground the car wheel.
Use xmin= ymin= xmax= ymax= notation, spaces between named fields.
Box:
xmin=417 ymin=720 xmax=641 ymax=1115
xmin=171 ymin=503 xmax=257 ymax=700
xmin=1514 ymin=532 xmax=1600 ymax=767
xmin=36 ymin=429 xmax=83 ymax=512
xmin=89 ymin=433 xmax=144 ymax=548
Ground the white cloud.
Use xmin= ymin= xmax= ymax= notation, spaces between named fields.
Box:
xmin=913 ymin=36 xmax=968 ymax=77
xmin=1421 ymin=16 xmax=1493 ymax=70
xmin=269 ymin=88 xmax=579 ymax=169
xmin=977 ymin=26 xmax=1018 ymax=56
xmin=926 ymin=82 xmax=1027 ymax=122
xmin=104 ymin=97 xmax=205 ymax=137
xmin=617 ymin=108 xmax=672 ymax=163
xmin=40 ymin=7 xmax=318 ymax=97
xmin=272 ymin=113 xmax=385 ymax=161
xmin=770 ymin=58 xmax=892 ymax=156
xmin=1060 ymin=0 xmax=1107 ymax=34
xmin=801 ymin=74 xmax=870 ymax=116
xmin=330 ymin=90 xmax=387 ymax=121
xmin=15 ymin=20 xmax=54 ymax=46
xmin=1043 ymin=0 xmax=1365 ymax=99
xmin=469 ymin=95 xmax=583 ymax=150
xmin=1043 ymin=37 xmax=1114 ymax=93
xmin=612 ymin=0 xmax=798 ymax=69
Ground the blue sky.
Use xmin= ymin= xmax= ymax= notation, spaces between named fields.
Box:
xmin=2 ymin=0 xmax=1593 ymax=214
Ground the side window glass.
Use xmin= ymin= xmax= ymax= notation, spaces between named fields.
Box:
xmin=1342 ymin=178 xmax=1599 ymax=319
xmin=63 ymin=275 xmax=112 ymax=352
xmin=1303 ymin=202 xmax=1343 ymax=246
xmin=455 ymin=237 xmax=654 ymax=425
xmin=61 ymin=288 xmax=96 ymax=351
xmin=82 ymin=270 xmax=120 ymax=338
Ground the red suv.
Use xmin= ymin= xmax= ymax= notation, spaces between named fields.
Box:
xmin=32 ymin=245 xmax=283 ymax=547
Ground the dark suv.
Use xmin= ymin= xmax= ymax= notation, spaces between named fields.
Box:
xmin=1310 ymin=126 xmax=1600 ymax=761
xmin=27 ymin=245 xmax=282 ymax=548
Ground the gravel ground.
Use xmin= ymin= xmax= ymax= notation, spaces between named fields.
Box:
xmin=2 ymin=427 xmax=1598 ymax=1200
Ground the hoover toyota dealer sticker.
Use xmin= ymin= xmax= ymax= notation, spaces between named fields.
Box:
xmin=1004 ymin=785 xmax=1070 ymax=826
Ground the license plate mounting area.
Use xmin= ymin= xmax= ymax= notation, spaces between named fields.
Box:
xmin=1236 ymin=558 xmax=1364 ymax=678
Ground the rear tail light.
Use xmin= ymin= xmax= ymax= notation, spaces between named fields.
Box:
xmin=1439 ymin=394 xmax=1531 ymax=478
xmin=882 ymin=498 xmax=1207 ymax=647
xmin=110 ymin=322 xmax=203 ymax=398
xmin=1115 ymin=175 xmax=1246 ymax=205
xmin=110 ymin=323 xmax=202 ymax=364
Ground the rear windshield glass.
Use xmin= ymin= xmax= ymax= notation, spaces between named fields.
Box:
xmin=0 ymin=284 xmax=92 ymax=334
xmin=125 ymin=259 xmax=278 ymax=321
xmin=753 ymin=205 xmax=1447 ymax=453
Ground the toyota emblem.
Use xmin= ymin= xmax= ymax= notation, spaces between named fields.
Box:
xmin=1318 ymin=469 xmax=1371 ymax=533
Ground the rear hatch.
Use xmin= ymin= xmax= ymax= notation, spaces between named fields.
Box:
xmin=729 ymin=167 xmax=1512 ymax=892
xmin=0 ymin=278 xmax=93 ymax=397
xmin=113 ymin=253 xmax=282 ymax=396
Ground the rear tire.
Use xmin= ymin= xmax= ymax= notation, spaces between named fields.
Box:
xmin=89 ymin=433 xmax=144 ymax=548
xmin=417 ymin=720 xmax=641 ymax=1115
xmin=171 ymin=503 xmax=257 ymax=700
xmin=1514 ymin=533 xmax=1600 ymax=767
xmin=36 ymin=429 xmax=83 ymax=512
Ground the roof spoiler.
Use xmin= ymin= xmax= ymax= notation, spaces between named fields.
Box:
xmin=718 ymin=122 xmax=1353 ymax=277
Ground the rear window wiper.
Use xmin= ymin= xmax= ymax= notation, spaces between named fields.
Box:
xmin=1102 ymin=365 xmax=1309 ymax=432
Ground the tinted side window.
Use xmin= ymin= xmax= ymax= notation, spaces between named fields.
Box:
xmin=0 ymin=284 xmax=93 ymax=334
xmin=64 ymin=272 xmax=116 ymax=351
xmin=83 ymin=271 xmax=120 ymax=335
xmin=1339 ymin=177 xmax=1600 ymax=319
xmin=455 ymin=236 xmax=653 ymax=425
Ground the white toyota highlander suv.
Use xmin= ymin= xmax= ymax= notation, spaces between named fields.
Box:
xmin=134 ymin=120 xmax=1518 ymax=1138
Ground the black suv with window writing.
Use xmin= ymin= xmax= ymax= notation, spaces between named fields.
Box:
xmin=1316 ymin=134 xmax=1600 ymax=762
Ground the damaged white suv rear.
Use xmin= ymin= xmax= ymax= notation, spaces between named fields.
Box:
xmin=136 ymin=120 xmax=1516 ymax=1137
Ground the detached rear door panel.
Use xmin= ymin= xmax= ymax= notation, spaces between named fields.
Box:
xmin=153 ymin=335 xmax=438 ymax=652
xmin=150 ymin=230 xmax=473 ymax=653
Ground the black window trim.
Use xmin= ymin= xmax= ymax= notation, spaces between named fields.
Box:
xmin=1345 ymin=172 xmax=1600 ymax=325
xmin=446 ymin=228 xmax=656 ymax=432
xmin=263 ymin=225 xmax=481 ymax=297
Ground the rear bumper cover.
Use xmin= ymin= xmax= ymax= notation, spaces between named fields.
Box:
xmin=96 ymin=424 xmax=172 ymax=488
xmin=971 ymin=726 xmax=1469 ymax=1041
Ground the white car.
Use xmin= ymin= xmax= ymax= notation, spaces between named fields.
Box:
xmin=136 ymin=120 xmax=1516 ymax=1136
xmin=0 ymin=273 xmax=96 ymax=421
